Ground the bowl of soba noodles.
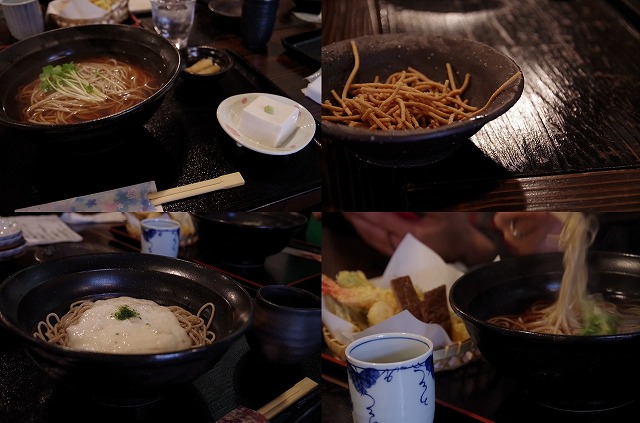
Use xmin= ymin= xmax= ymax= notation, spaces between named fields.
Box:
xmin=321 ymin=33 xmax=524 ymax=167
xmin=0 ymin=253 xmax=253 ymax=406
xmin=0 ymin=24 xmax=181 ymax=142
xmin=449 ymin=214 xmax=640 ymax=412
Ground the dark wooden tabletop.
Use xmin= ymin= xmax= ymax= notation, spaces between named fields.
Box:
xmin=0 ymin=0 xmax=321 ymax=214
xmin=321 ymin=0 xmax=640 ymax=211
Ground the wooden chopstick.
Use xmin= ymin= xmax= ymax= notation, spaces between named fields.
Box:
xmin=147 ymin=172 xmax=245 ymax=206
xmin=257 ymin=377 xmax=318 ymax=420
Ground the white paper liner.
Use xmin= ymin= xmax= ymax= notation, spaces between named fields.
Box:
xmin=47 ymin=0 xmax=105 ymax=19
xmin=302 ymin=69 xmax=321 ymax=104
xmin=46 ymin=0 xmax=129 ymax=26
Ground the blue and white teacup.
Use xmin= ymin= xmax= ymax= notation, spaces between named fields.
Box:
xmin=140 ymin=218 xmax=180 ymax=258
xmin=346 ymin=332 xmax=435 ymax=423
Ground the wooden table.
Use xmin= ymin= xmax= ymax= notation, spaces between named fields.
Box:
xmin=0 ymin=0 xmax=321 ymax=214
xmin=322 ymin=0 xmax=640 ymax=211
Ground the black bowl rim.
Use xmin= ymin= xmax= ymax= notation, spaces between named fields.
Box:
xmin=180 ymin=46 xmax=234 ymax=78
xmin=0 ymin=252 xmax=253 ymax=362
xmin=449 ymin=251 xmax=640 ymax=342
xmin=256 ymin=284 xmax=321 ymax=314
xmin=0 ymin=24 xmax=181 ymax=133
xmin=321 ymin=33 xmax=525 ymax=145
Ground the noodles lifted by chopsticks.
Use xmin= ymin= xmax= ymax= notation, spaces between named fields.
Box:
xmin=321 ymin=40 xmax=522 ymax=131
xmin=488 ymin=213 xmax=640 ymax=335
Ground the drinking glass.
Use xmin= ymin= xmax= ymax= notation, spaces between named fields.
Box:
xmin=150 ymin=0 xmax=196 ymax=50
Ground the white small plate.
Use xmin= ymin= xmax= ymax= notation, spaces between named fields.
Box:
xmin=217 ymin=93 xmax=315 ymax=155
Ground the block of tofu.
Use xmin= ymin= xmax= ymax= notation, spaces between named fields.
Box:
xmin=239 ymin=95 xmax=299 ymax=147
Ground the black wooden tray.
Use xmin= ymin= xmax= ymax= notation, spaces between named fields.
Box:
xmin=282 ymin=29 xmax=322 ymax=69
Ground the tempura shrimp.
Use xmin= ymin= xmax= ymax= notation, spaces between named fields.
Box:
xmin=322 ymin=274 xmax=400 ymax=313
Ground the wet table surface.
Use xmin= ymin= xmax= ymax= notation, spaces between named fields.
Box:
xmin=322 ymin=0 xmax=640 ymax=211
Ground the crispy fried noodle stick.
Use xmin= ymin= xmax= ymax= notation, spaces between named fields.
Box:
xmin=321 ymin=40 xmax=522 ymax=131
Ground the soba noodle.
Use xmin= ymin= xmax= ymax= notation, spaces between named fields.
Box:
xmin=16 ymin=58 xmax=158 ymax=125
xmin=34 ymin=296 xmax=216 ymax=353
xmin=488 ymin=213 xmax=640 ymax=335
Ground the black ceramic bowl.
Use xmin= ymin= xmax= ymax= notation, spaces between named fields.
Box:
xmin=0 ymin=253 xmax=253 ymax=406
xmin=449 ymin=252 xmax=640 ymax=412
xmin=193 ymin=212 xmax=308 ymax=267
xmin=322 ymin=33 xmax=524 ymax=166
xmin=0 ymin=24 xmax=181 ymax=142
xmin=180 ymin=46 xmax=233 ymax=83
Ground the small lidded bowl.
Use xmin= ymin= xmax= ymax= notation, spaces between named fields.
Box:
xmin=180 ymin=46 xmax=233 ymax=83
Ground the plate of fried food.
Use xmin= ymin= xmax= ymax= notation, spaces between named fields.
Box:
xmin=322 ymin=271 xmax=480 ymax=372
xmin=322 ymin=234 xmax=482 ymax=372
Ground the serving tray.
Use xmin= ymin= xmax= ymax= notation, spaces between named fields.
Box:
xmin=282 ymin=29 xmax=322 ymax=69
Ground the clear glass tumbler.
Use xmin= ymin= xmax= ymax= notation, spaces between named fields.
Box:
xmin=150 ymin=0 xmax=196 ymax=50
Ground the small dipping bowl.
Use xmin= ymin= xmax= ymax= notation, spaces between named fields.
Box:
xmin=180 ymin=46 xmax=233 ymax=83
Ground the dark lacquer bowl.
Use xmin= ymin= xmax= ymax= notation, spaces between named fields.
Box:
xmin=192 ymin=212 xmax=308 ymax=267
xmin=322 ymin=33 xmax=524 ymax=166
xmin=246 ymin=285 xmax=321 ymax=364
xmin=449 ymin=251 xmax=640 ymax=412
xmin=0 ymin=253 xmax=253 ymax=406
xmin=180 ymin=46 xmax=233 ymax=84
xmin=0 ymin=24 xmax=181 ymax=142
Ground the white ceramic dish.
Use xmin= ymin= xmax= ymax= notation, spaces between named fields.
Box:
xmin=217 ymin=93 xmax=315 ymax=155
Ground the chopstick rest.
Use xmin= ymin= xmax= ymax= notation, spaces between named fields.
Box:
xmin=147 ymin=172 xmax=244 ymax=206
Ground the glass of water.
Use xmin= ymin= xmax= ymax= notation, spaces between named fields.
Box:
xmin=150 ymin=0 xmax=196 ymax=50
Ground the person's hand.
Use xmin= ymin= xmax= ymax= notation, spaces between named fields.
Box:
xmin=342 ymin=212 xmax=498 ymax=265
xmin=493 ymin=212 xmax=564 ymax=256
